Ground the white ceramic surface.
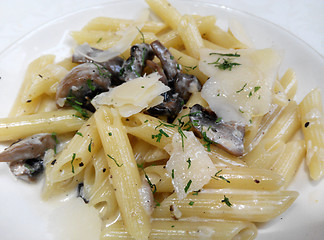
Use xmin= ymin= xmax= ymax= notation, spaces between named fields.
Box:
xmin=0 ymin=1 xmax=324 ymax=239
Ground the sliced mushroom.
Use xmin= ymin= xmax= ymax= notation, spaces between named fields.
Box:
xmin=0 ymin=133 xmax=56 ymax=182
xmin=119 ymin=43 xmax=155 ymax=81
xmin=56 ymin=62 xmax=112 ymax=111
xmin=150 ymin=40 xmax=179 ymax=82
xmin=189 ymin=104 xmax=245 ymax=156
xmin=174 ymin=73 xmax=201 ymax=102
xmin=147 ymin=92 xmax=184 ymax=121
xmin=146 ymin=60 xmax=168 ymax=85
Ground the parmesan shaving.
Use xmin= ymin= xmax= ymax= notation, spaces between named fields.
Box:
xmin=74 ymin=9 xmax=150 ymax=62
xmin=199 ymin=48 xmax=281 ymax=124
xmin=165 ymin=131 xmax=216 ymax=200
xmin=91 ymin=72 xmax=170 ymax=117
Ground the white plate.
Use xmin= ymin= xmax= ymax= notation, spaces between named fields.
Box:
xmin=0 ymin=0 xmax=323 ymax=239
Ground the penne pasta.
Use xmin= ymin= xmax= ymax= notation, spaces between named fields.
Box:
xmin=153 ymin=189 xmax=298 ymax=222
xmin=101 ymin=218 xmax=257 ymax=240
xmin=0 ymin=109 xmax=86 ymax=141
xmin=94 ymin=106 xmax=151 ymax=240
xmin=299 ymin=89 xmax=324 ymax=180
xmin=144 ymin=164 xmax=285 ymax=192
xmin=177 ymin=14 xmax=204 ymax=59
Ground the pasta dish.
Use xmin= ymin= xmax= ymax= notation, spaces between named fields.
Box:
xmin=0 ymin=0 xmax=323 ymax=239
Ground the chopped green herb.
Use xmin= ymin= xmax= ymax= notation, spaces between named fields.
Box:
xmin=154 ymin=199 xmax=160 ymax=207
xmin=212 ymin=170 xmax=230 ymax=183
xmin=239 ymin=109 xmax=244 ymax=113
xmin=249 ymin=119 xmax=253 ymax=124
xmin=93 ymin=63 xmax=111 ymax=78
xmin=144 ymin=120 xmax=148 ymax=123
xmin=186 ymin=158 xmax=191 ymax=169
xmin=221 ymin=195 xmax=232 ymax=207
xmin=184 ymin=179 xmax=192 ymax=193
xmin=183 ymin=65 xmax=198 ymax=72
xmin=248 ymin=91 xmax=253 ymax=97
xmin=145 ymin=172 xmax=157 ymax=193
xmin=171 ymin=225 xmax=175 ymax=228
xmin=107 ymin=154 xmax=123 ymax=167
xmin=87 ymin=79 xmax=96 ymax=91
xmin=136 ymin=27 xmax=145 ymax=43
xmin=189 ymin=201 xmax=195 ymax=206
xmin=142 ymin=47 xmax=147 ymax=65
xmin=108 ymin=132 xmax=112 ymax=136
xmin=152 ymin=129 xmax=169 ymax=143
xmin=76 ymin=132 xmax=83 ymax=137
xmin=170 ymin=55 xmax=174 ymax=60
xmin=137 ymin=163 xmax=144 ymax=169
xmin=171 ymin=169 xmax=175 ymax=179
xmin=209 ymin=52 xmax=240 ymax=57
xmin=254 ymin=86 xmax=261 ymax=92
xmin=51 ymin=132 xmax=59 ymax=154
xmin=215 ymin=117 xmax=222 ymax=123
xmin=236 ymin=83 xmax=247 ymax=93
xmin=88 ymin=139 xmax=93 ymax=152
xmin=208 ymin=57 xmax=241 ymax=71
xmin=71 ymin=153 xmax=76 ymax=173
xmin=192 ymin=190 xmax=200 ymax=195
xmin=141 ymin=86 xmax=145 ymax=88
xmin=202 ymin=131 xmax=213 ymax=152
xmin=96 ymin=37 xmax=102 ymax=43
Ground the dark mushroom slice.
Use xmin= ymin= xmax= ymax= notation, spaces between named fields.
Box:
xmin=174 ymin=73 xmax=201 ymax=102
xmin=0 ymin=133 xmax=56 ymax=182
xmin=146 ymin=60 xmax=168 ymax=85
xmin=72 ymin=48 xmax=125 ymax=87
xmin=119 ymin=43 xmax=155 ymax=81
xmin=189 ymin=104 xmax=245 ymax=156
xmin=56 ymin=62 xmax=112 ymax=112
xmin=150 ymin=40 xmax=179 ymax=83
xmin=147 ymin=92 xmax=184 ymax=122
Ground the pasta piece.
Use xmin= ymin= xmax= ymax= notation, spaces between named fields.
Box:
xmin=177 ymin=14 xmax=204 ymax=59
xmin=244 ymin=69 xmax=298 ymax=153
xmin=94 ymin=106 xmax=151 ymax=240
xmin=145 ymin=0 xmax=181 ymax=30
xmin=158 ymin=29 xmax=183 ymax=50
xmin=279 ymin=68 xmax=297 ymax=100
xmin=202 ymin=39 xmax=226 ymax=50
xmin=9 ymin=55 xmax=55 ymax=117
xmin=144 ymin=165 xmax=285 ymax=192
xmin=0 ymin=109 xmax=86 ymax=141
xmin=82 ymin=17 xmax=167 ymax=34
xmin=132 ymin=138 xmax=169 ymax=163
xmin=124 ymin=113 xmax=177 ymax=149
xmin=101 ymin=218 xmax=257 ymax=240
xmin=204 ymin=24 xmax=248 ymax=49
xmin=48 ymin=115 xmax=101 ymax=183
xmin=83 ymin=149 xmax=119 ymax=222
xmin=270 ymin=140 xmax=306 ymax=188
xmin=299 ymin=89 xmax=324 ymax=180
xmin=42 ymin=149 xmax=84 ymax=200
xmin=206 ymin=142 xmax=247 ymax=167
xmin=196 ymin=15 xmax=217 ymax=37
xmin=26 ymin=64 xmax=68 ymax=100
xmin=153 ymin=189 xmax=298 ymax=222
xmin=36 ymin=95 xmax=58 ymax=113
xmin=244 ymin=101 xmax=300 ymax=168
